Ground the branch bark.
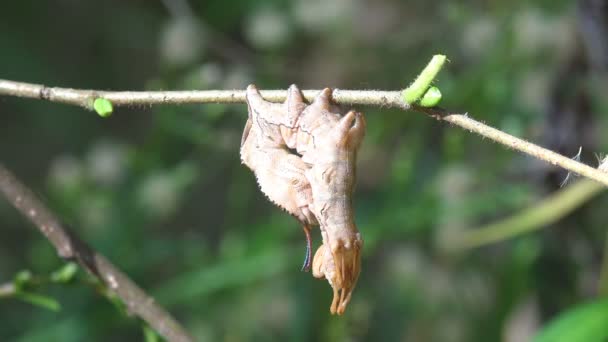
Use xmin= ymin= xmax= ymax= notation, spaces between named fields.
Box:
xmin=2 ymin=78 xmax=608 ymax=187
xmin=0 ymin=79 xmax=403 ymax=108
xmin=0 ymin=164 xmax=193 ymax=342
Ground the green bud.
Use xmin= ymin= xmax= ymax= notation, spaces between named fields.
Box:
xmin=51 ymin=262 xmax=79 ymax=283
xmin=419 ymin=86 xmax=442 ymax=107
xmin=94 ymin=98 xmax=113 ymax=117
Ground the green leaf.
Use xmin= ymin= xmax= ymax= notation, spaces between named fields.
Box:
xmin=533 ymin=299 xmax=608 ymax=342
xmin=93 ymin=98 xmax=113 ymax=117
xmin=15 ymin=291 xmax=61 ymax=312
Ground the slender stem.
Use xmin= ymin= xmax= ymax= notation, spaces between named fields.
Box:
xmin=402 ymin=54 xmax=446 ymax=103
xmin=0 ymin=164 xmax=193 ymax=342
xmin=418 ymin=107 xmax=608 ymax=187
xmin=451 ymin=179 xmax=605 ymax=250
xmin=599 ymin=233 xmax=608 ymax=296
xmin=0 ymin=79 xmax=405 ymax=108
xmin=1 ymin=79 xmax=608 ymax=187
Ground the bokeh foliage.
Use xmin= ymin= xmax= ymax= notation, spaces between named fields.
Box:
xmin=2 ymin=0 xmax=608 ymax=341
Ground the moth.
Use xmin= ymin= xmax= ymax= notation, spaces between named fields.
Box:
xmin=240 ymin=84 xmax=366 ymax=315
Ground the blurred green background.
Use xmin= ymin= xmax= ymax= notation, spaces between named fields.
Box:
xmin=2 ymin=0 xmax=608 ymax=341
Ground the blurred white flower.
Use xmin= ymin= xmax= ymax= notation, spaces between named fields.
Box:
xmin=517 ymin=70 xmax=549 ymax=113
xmin=434 ymin=165 xmax=473 ymax=252
xmin=384 ymin=245 xmax=425 ymax=283
xmin=436 ymin=165 xmax=473 ymax=203
xmin=503 ymin=295 xmax=540 ymax=342
xmin=79 ymin=195 xmax=111 ymax=230
xmin=292 ymin=0 xmax=353 ymax=32
xmin=86 ymin=140 xmax=128 ymax=187
xmin=462 ymin=16 xmax=498 ymax=59
xmin=137 ymin=171 xmax=179 ymax=219
xmin=48 ymin=154 xmax=84 ymax=190
xmin=513 ymin=10 xmax=575 ymax=58
xmin=245 ymin=7 xmax=291 ymax=49
xmin=198 ymin=63 xmax=223 ymax=87
xmin=222 ymin=66 xmax=252 ymax=90
xmin=181 ymin=63 xmax=224 ymax=90
xmin=136 ymin=163 xmax=198 ymax=219
xmin=354 ymin=0 xmax=400 ymax=42
xmin=160 ymin=17 xmax=205 ymax=68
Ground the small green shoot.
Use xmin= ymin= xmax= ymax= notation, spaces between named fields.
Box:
xmin=51 ymin=262 xmax=79 ymax=283
xmin=94 ymin=98 xmax=113 ymax=117
xmin=419 ymin=86 xmax=442 ymax=107
xmin=15 ymin=291 xmax=61 ymax=312
xmin=402 ymin=54 xmax=447 ymax=106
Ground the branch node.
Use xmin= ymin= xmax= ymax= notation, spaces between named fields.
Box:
xmin=39 ymin=86 xmax=51 ymax=100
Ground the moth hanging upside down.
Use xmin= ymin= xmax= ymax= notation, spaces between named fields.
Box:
xmin=240 ymin=84 xmax=365 ymax=315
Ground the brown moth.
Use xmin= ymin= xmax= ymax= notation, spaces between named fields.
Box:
xmin=240 ymin=85 xmax=318 ymax=269
xmin=240 ymin=84 xmax=366 ymax=315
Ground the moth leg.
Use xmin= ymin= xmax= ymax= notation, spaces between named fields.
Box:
xmin=301 ymin=224 xmax=313 ymax=272
xmin=310 ymin=88 xmax=333 ymax=111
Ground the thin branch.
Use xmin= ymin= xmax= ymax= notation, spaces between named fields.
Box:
xmin=0 ymin=164 xmax=193 ymax=342
xmin=417 ymin=107 xmax=608 ymax=187
xmin=449 ymin=178 xmax=605 ymax=250
xmin=0 ymin=79 xmax=406 ymax=108
xmin=2 ymin=79 xmax=608 ymax=187
xmin=599 ymin=231 xmax=608 ymax=296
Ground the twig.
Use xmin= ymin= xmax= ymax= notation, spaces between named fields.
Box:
xmin=2 ymin=79 xmax=608 ymax=187
xmin=599 ymin=232 xmax=608 ymax=296
xmin=0 ymin=79 xmax=404 ymax=108
xmin=0 ymin=164 xmax=193 ymax=342
xmin=417 ymin=107 xmax=608 ymax=187
xmin=596 ymin=154 xmax=608 ymax=295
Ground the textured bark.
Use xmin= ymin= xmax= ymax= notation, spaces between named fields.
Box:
xmin=0 ymin=164 xmax=193 ymax=342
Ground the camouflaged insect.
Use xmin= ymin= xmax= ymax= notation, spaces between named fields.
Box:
xmin=240 ymin=84 xmax=366 ymax=315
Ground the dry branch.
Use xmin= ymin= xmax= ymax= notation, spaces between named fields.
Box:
xmin=0 ymin=164 xmax=193 ymax=342
xmin=2 ymin=78 xmax=608 ymax=187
